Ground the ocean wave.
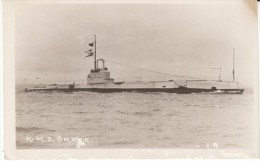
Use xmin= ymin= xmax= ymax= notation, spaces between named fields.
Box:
xmin=73 ymin=91 xmax=98 ymax=94
xmin=16 ymin=126 xmax=56 ymax=133
xmin=152 ymin=108 xmax=161 ymax=112
xmin=73 ymin=111 xmax=90 ymax=114
xmin=116 ymin=110 xmax=130 ymax=115
xmin=133 ymin=111 xmax=152 ymax=116
xmin=111 ymin=141 xmax=136 ymax=145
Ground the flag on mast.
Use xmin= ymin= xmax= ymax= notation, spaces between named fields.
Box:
xmin=85 ymin=52 xmax=94 ymax=58
xmin=89 ymin=43 xmax=94 ymax=47
xmin=85 ymin=49 xmax=92 ymax=53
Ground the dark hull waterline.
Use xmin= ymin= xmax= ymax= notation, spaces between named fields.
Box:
xmin=25 ymin=88 xmax=244 ymax=94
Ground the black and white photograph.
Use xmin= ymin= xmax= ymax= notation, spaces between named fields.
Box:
xmin=3 ymin=0 xmax=259 ymax=159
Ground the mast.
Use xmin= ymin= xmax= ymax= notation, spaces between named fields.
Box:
xmin=219 ymin=68 xmax=221 ymax=82
xmin=233 ymin=48 xmax=235 ymax=82
xmin=212 ymin=67 xmax=221 ymax=81
xmin=94 ymin=35 xmax=97 ymax=70
xmin=24 ymin=78 xmax=27 ymax=90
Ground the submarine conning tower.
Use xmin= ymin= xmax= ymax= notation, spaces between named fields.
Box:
xmin=85 ymin=35 xmax=114 ymax=85
xmin=87 ymin=59 xmax=114 ymax=85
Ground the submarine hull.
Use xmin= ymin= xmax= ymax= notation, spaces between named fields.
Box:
xmin=25 ymin=87 xmax=244 ymax=94
xmin=25 ymin=80 xmax=244 ymax=94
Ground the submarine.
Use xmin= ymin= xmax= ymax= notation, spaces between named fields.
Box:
xmin=25 ymin=36 xmax=244 ymax=94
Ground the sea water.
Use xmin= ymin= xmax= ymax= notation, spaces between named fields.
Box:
xmin=16 ymin=86 xmax=256 ymax=149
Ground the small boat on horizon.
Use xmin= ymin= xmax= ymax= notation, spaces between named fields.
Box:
xmin=25 ymin=35 xmax=244 ymax=94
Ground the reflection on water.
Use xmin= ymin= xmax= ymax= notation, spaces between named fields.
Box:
xmin=16 ymin=86 xmax=256 ymax=149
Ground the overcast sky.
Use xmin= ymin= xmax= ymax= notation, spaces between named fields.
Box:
xmin=14 ymin=0 xmax=257 ymax=88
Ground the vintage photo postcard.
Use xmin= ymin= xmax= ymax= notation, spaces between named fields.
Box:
xmin=3 ymin=0 xmax=259 ymax=159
